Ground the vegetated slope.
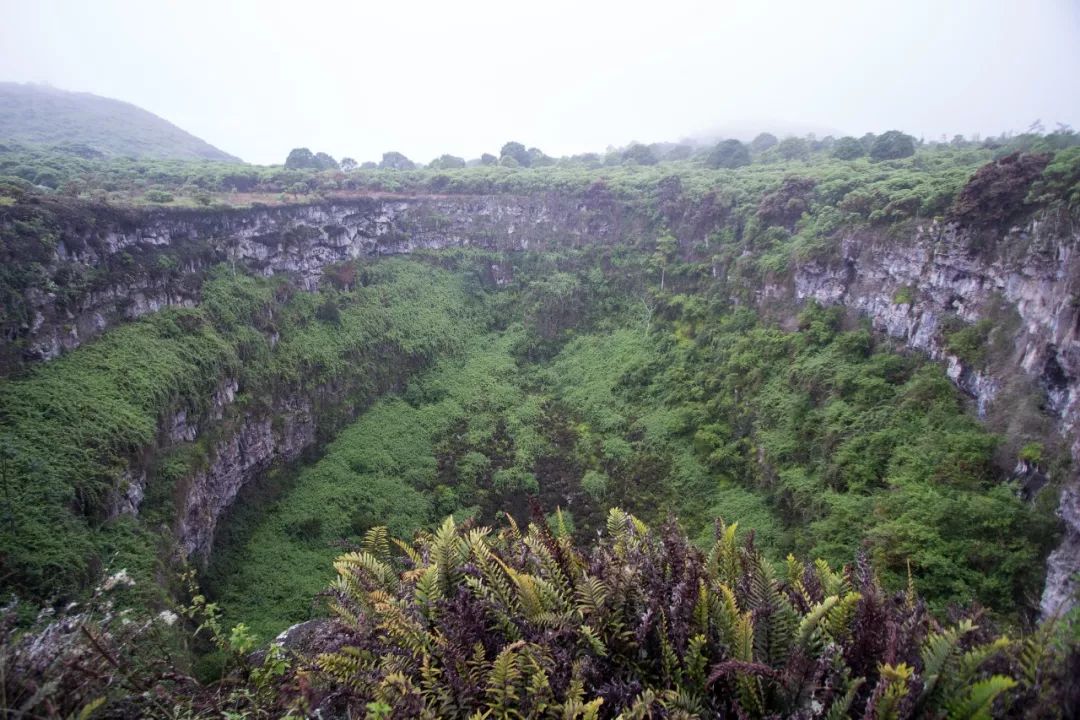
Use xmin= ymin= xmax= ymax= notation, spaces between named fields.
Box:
xmin=207 ymin=249 xmax=1054 ymax=643
xmin=0 ymin=83 xmax=239 ymax=161
xmin=0 ymin=260 xmax=476 ymax=605
xmin=1 ymin=138 xmax=1079 ymax=716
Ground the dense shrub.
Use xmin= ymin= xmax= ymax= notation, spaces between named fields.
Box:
xmin=311 ymin=511 xmax=1077 ymax=718
xmin=951 ymin=152 xmax=1053 ymax=226
xmin=5 ymin=511 xmax=1076 ymax=718
xmin=706 ymin=139 xmax=751 ymax=169
xmin=869 ymin=131 xmax=916 ymax=161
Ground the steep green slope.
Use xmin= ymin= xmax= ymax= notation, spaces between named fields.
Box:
xmin=0 ymin=83 xmax=239 ymax=161
xmin=208 ymin=252 xmax=1054 ymax=641
xmin=0 ymin=260 xmax=476 ymax=603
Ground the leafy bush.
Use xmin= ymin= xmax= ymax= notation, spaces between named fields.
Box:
xmin=870 ymin=131 xmax=916 ymax=161
xmin=832 ymin=136 xmax=866 ymax=160
xmin=945 ymin=318 xmax=994 ymax=367
xmin=951 ymin=152 xmax=1052 ymax=226
xmin=312 ymin=511 xmax=1075 ymax=718
xmin=580 ymin=469 xmax=609 ymax=500
xmin=706 ymin=139 xmax=750 ymax=169
xmin=892 ymin=285 xmax=915 ymax=305
xmin=143 ymin=189 xmax=173 ymax=203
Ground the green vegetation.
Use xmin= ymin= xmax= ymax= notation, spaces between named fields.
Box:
xmin=0 ymin=82 xmax=238 ymax=161
xmin=206 ymin=249 xmax=1053 ymax=641
xmin=892 ymin=285 xmax=915 ymax=304
xmin=2 ymin=126 xmax=1078 ymax=715
xmin=2 ymin=126 xmax=1077 ymax=219
xmin=7 ymin=510 xmax=1076 ymax=718
xmin=306 ymin=511 xmax=1072 ymax=718
xmin=0 ymin=260 xmax=476 ymax=603
xmin=945 ymin=318 xmax=995 ymax=367
xmin=208 ymin=331 xmax=533 ymax=638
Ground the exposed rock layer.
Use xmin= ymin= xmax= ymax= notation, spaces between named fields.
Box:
xmin=786 ymin=215 xmax=1079 ymax=615
xmin=22 ymin=195 xmax=640 ymax=362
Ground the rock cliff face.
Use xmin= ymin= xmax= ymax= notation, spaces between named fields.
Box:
xmin=175 ymin=389 xmax=314 ymax=559
xmin=12 ymin=193 xmax=1080 ymax=614
xmin=22 ymin=195 xmax=641 ymax=362
xmin=785 ymin=212 xmax=1079 ymax=615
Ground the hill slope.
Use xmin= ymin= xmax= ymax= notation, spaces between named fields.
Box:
xmin=0 ymin=83 xmax=240 ymax=161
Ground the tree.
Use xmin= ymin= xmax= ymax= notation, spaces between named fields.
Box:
xmin=621 ymin=143 xmax=658 ymax=165
xmin=360 ymin=161 xmax=378 ymax=170
xmin=831 ymin=136 xmax=866 ymax=160
xmin=665 ymin=143 xmax=694 ymax=161
xmin=870 ymin=130 xmax=916 ymax=161
xmin=379 ymin=151 xmax=415 ymax=170
xmin=776 ymin=136 xmax=810 ymax=161
xmin=313 ymin=152 xmax=339 ymax=171
xmin=284 ymin=147 xmax=316 ymax=169
xmin=429 ymin=154 xmax=466 ymax=170
xmin=569 ymin=152 xmax=603 ymax=168
xmin=527 ymin=147 xmax=553 ymax=167
xmin=500 ymin=141 xmax=531 ymax=167
xmin=706 ymin=139 xmax=751 ymax=168
xmin=750 ymin=132 xmax=778 ymax=152
xmin=340 ymin=157 xmax=358 ymax=171
xmin=479 ymin=153 xmax=498 ymax=166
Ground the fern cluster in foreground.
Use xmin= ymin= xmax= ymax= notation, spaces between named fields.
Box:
xmin=311 ymin=509 xmax=1076 ymax=718
xmin=2 ymin=509 xmax=1076 ymax=718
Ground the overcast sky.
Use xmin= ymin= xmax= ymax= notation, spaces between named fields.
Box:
xmin=1 ymin=0 xmax=1078 ymax=165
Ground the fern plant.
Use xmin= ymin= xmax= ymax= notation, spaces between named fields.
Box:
xmin=310 ymin=510 xmax=1044 ymax=718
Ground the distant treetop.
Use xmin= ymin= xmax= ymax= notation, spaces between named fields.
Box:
xmin=379 ymin=151 xmax=416 ymax=170
xmin=750 ymin=132 xmax=778 ymax=152
xmin=707 ymin=138 xmax=751 ymax=168
xmin=870 ymin=130 xmax=916 ymax=161
xmin=500 ymin=141 xmax=532 ymax=167
xmin=285 ymin=148 xmax=339 ymax=170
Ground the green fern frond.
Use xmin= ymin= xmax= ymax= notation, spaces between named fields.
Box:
xmin=706 ymin=520 xmax=740 ymax=586
xmin=316 ymin=646 xmax=378 ymax=691
xmin=606 ymin=507 xmax=633 ymax=556
xmin=813 ymin=558 xmax=849 ymax=598
xmin=692 ymin=580 xmax=711 ymax=636
xmin=362 ymin=526 xmax=391 ymax=562
xmin=875 ymin=663 xmax=914 ymax=720
xmin=335 ymin=550 xmax=396 ymax=592
xmin=581 ymin=624 xmax=608 ymax=657
xmin=414 ymin=563 xmax=443 ymax=620
xmin=957 ymin=637 xmax=1011 ymax=683
xmin=1018 ymin=622 xmax=1054 ymax=688
xmin=945 ymin=676 xmax=1017 ymax=720
xmin=710 ymin=581 xmax=741 ymax=649
xmin=823 ymin=677 xmax=865 ymax=720
xmin=392 ymin=536 xmax=423 ymax=566
xmin=919 ymin=620 xmax=977 ymax=704
xmin=797 ymin=595 xmax=839 ymax=649
xmin=575 ymin=574 xmax=608 ymax=619
xmin=823 ymin=591 xmax=862 ymax=643
xmin=685 ymin=634 xmax=709 ymax=691
xmin=484 ymin=644 xmax=525 ymax=716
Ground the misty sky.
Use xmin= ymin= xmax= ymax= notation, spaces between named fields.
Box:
xmin=1 ymin=0 xmax=1078 ymax=165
